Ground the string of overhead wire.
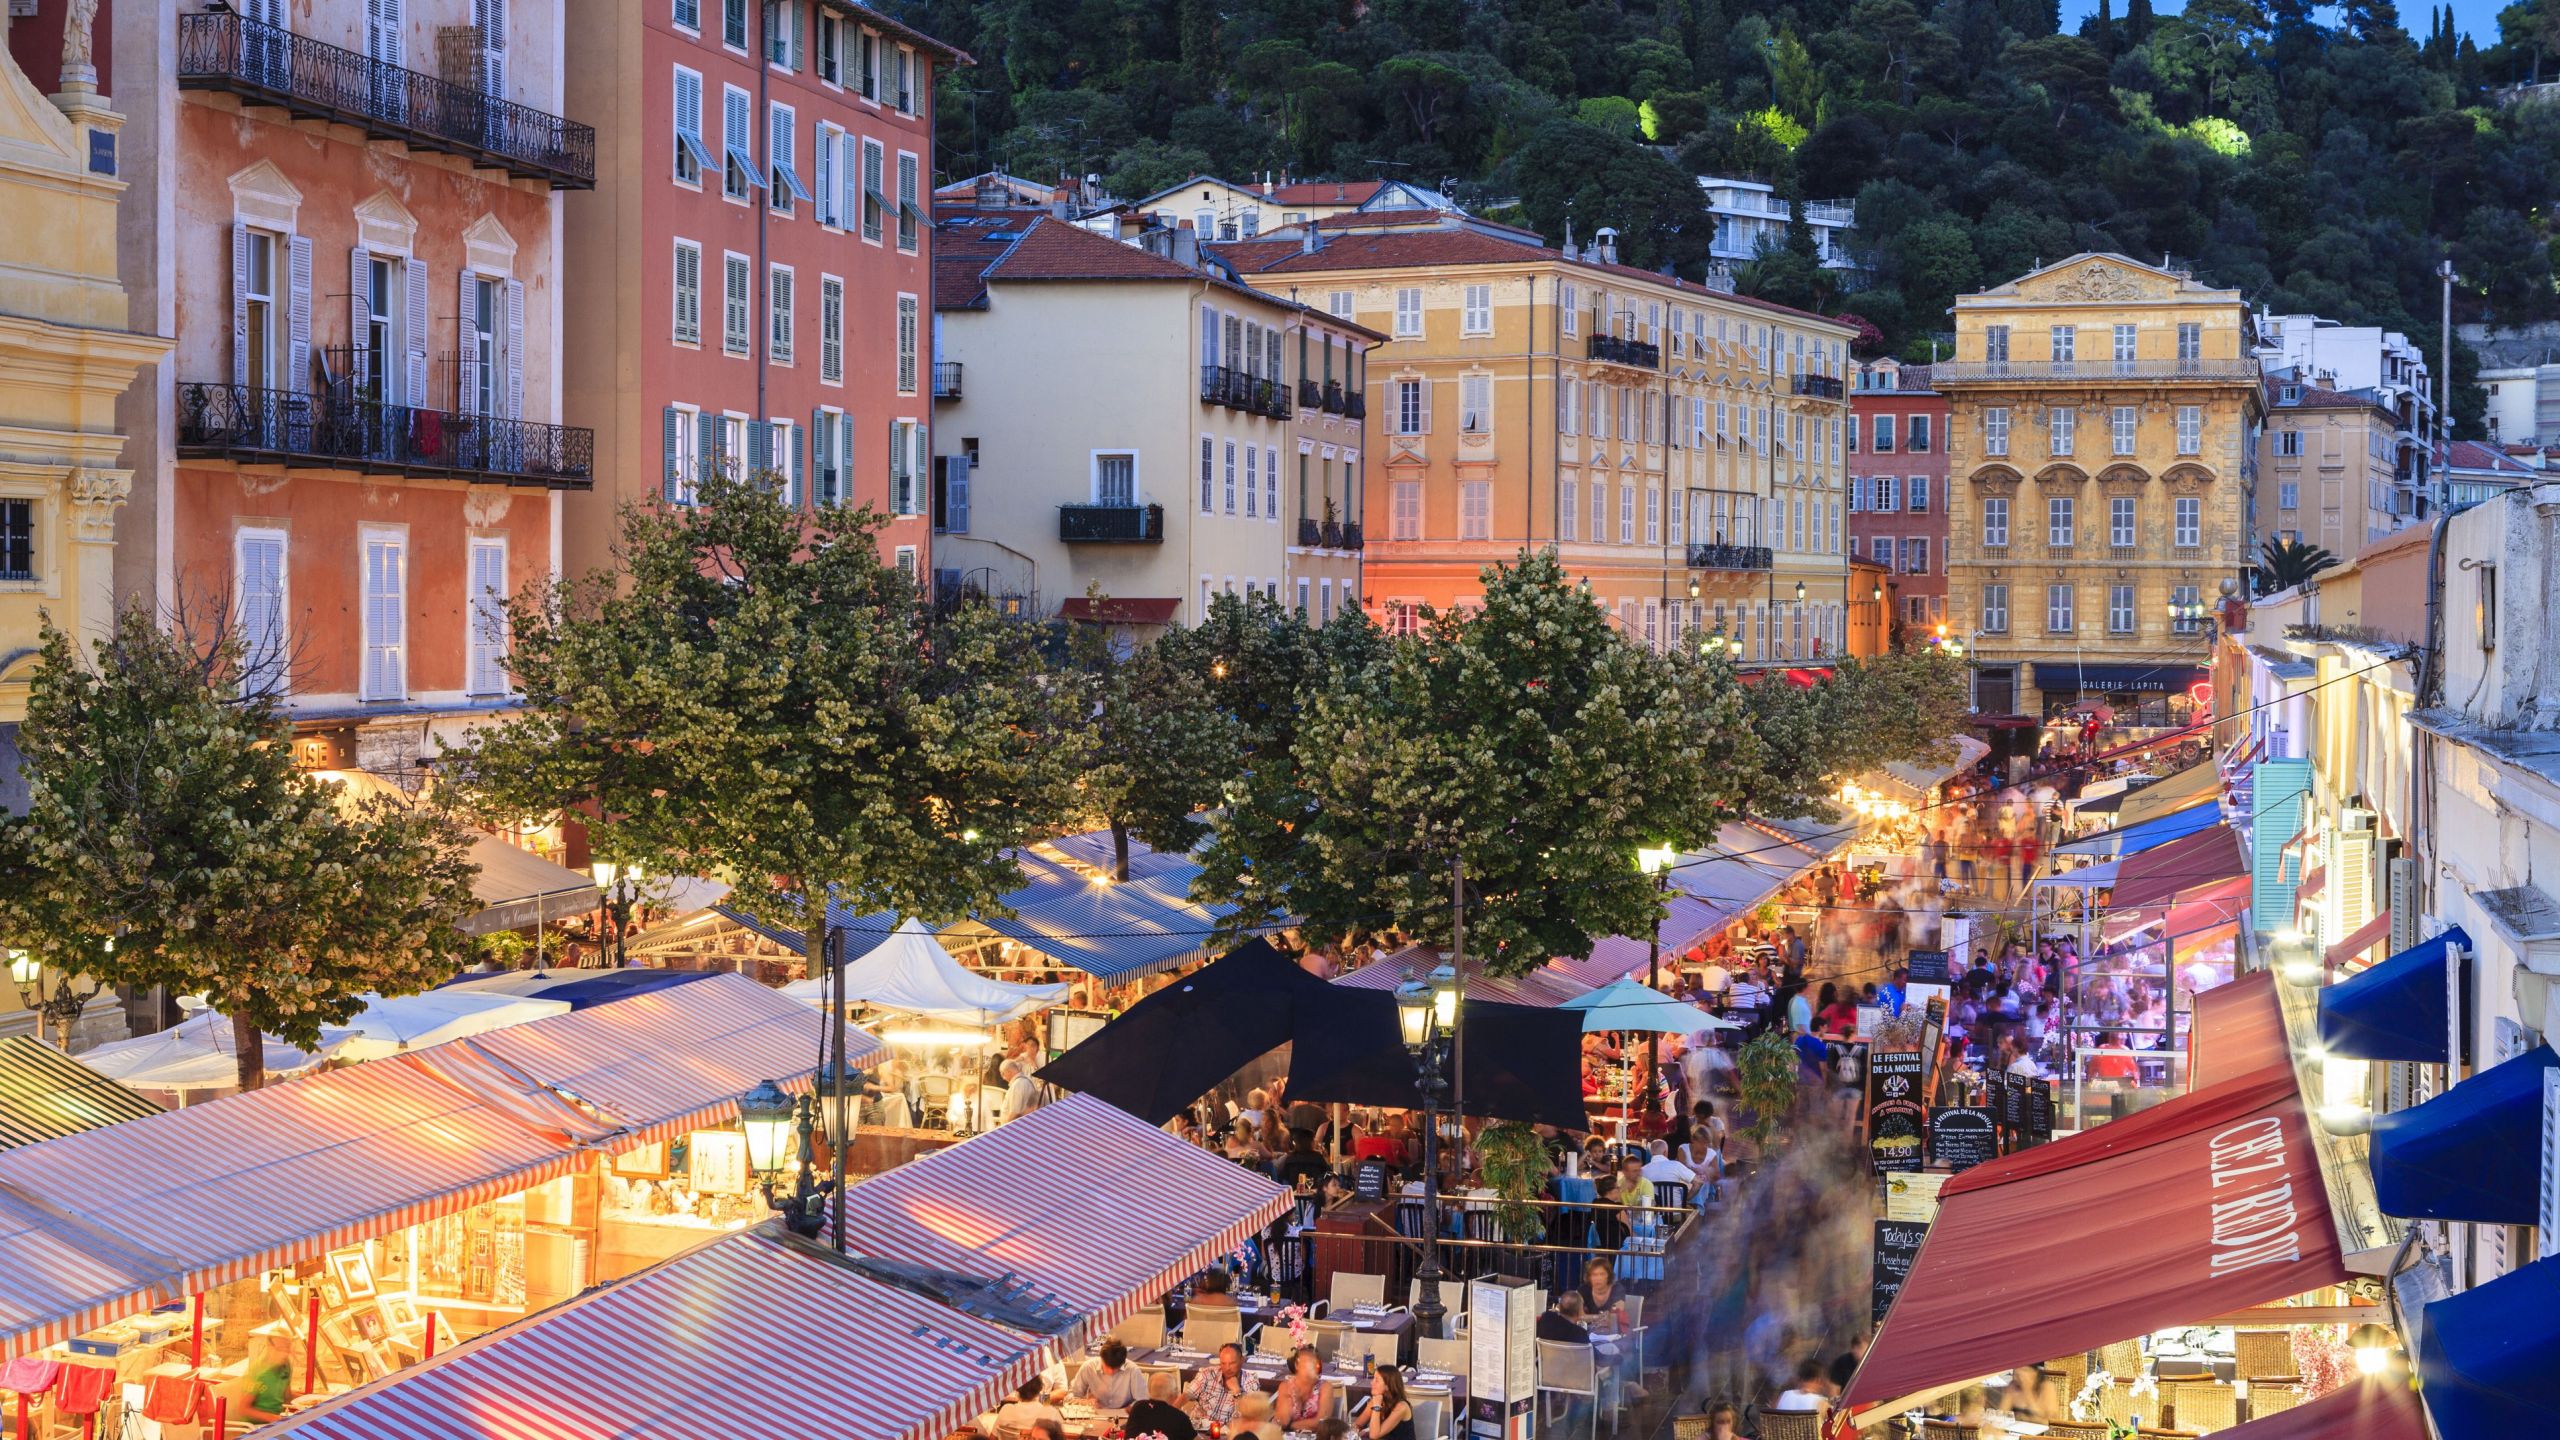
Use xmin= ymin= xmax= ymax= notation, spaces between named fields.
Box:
xmin=768 ymin=654 xmax=2394 ymax=948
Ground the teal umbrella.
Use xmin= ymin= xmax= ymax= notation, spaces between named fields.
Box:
xmin=1557 ymin=977 xmax=1739 ymax=1034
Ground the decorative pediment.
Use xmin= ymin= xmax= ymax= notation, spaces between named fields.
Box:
xmin=353 ymin=191 xmax=419 ymax=256
xmin=2034 ymin=463 xmax=2088 ymax=486
xmin=1969 ymin=464 xmax=2024 ymax=492
xmin=2161 ymin=462 xmax=2217 ymax=489
xmin=2097 ymin=463 xmax=2150 ymax=486
xmin=227 ymin=159 xmax=303 ymax=230
xmin=2008 ymin=255 xmax=2175 ymax=305
xmin=462 ymin=214 xmax=518 ymax=276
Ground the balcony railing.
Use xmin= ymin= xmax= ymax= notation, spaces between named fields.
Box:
xmin=1200 ymin=366 xmax=1292 ymax=419
xmin=1344 ymin=391 xmax=1366 ymax=420
xmin=1685 ymin=542 xmax=1775 ymax=571
xmin=1322 ymin=381 xmax=1347 ymax=415
xmin=1294 ymin=517 xmax=1363 ymax=550
xmin=1058 ymin=502 xmax=1164 ymax=543
xmin=1299 ymin=379 xmax=1324 ymax=410
xmin=1341 ymin=520 xmax=1363 ymax=549
xmin=1791 ymin=374 xmax=1845 ymax=401
xmin=1587 ymin=335 xmax=1661 ymax=370
xmin=177 ymin=13 xmax=595 ymax=188
xmin=932 ymin=362 xmax=963 ymax=400
xmin=1930 ymin=358 xmax=2260 ymax=384
xmin=176 ymin=382 xmax=593 ymax=486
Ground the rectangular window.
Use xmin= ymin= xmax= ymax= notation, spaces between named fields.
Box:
xmin=467 ymin=537 xmax=510 ymax=696
xmin=1094 ymin=452 xmax=1135 ymax=507
xmin=1593 ymin=482 xmax=1608 ymax=544
xmin=1906 ymin=475 xmax=1929 ymax=512
xmin=1395 ymin=378 xmax=1426 ymax=435
xmin=819 ymin=275 xmax=842 ymax=383
xmin=672 ymin=67 xmax=709 ymax=184
xmin=1461 ymin=374 xmax=1490 ymax=433
xmin=767 ymin=0 xmax=800 ymax=68
xmin=1984 ymin=325 xmax=2009 ymax=369
xmin=1558 ymin=379 xmax=1577 ymax=435
xmin=2173 ymin=583 xmax=2204 ymax=632
xmin=1907 ymin=537 xmax=1929 ymax=574
xmin=1644 ymin=486 xmax=1660 ymax=544
xmin=2279 ymin=480 xmax=2299 ymax=510
xmin=1560 ymin=480 xmax=1578 ymax=542
xmin=896 ymin=152 xmax=919 ymax=251
xmin=721 ymin=86 xmax=759 ymax=199
xmin=2276 ymin=429 xmax=2302 ymax=457
xmin=672 ymin=240 xmax=701 ymax=345
xmin=2111 ymin=495 xmax=2136 ymax=548
xmin=1907 ymin=414 xmax=1930 ymax=452
xmin=857 ymin=29 xmax=878 ymax=97
xmin=2047 ymin=582 xmax=2075 ymax=633
xmin=1199 ymin=437 xmax=1215 ymax=513
xmin=768 ymin=103 xmax=809 ymax=213
xmin=361 ymin=529 xmax=407 ymax=701
xmin=1874 ymin=475 xmax=1898 ymax=512
xmin=2048 ymin=495 xmax=2074 ymax=548
xmin=860 ymin=139 xmax=884 ymax=242
xmin=2176 ymin=405 xmax=2201 ymax=455
xmin=768 ymin=264 xmax=793 ymax=363
xmin=1391 ymin=480 xmax=1422 ymax=540
xmin=2178 ymin=322 xmax=2202 ymax=363
xmin=1982 ymin=495 xmax=2009 ymax=547
xmin=1265 ymin=445 xmax=1278 ymax=520
xmin=1872 ymin=414 xmax=1894 ymax=453
xmin=1244 ymin=446 xmax=1258 ymax=518
xmin=1983 ymin=407 xmax=2009 ymax=457
xmin=235 ymin=527 xmax=286 ymax=695
xmin=1460 ymin=481 xmax=1491 ymax=540
xmin=1394 ymin=288 xmax=1422 ymax=338
xmin=1462 ymin=284 xmax=1492 ymax=336
xmin=2050 ymin=325 xmax=2075 ymax=365
xmin=722 ymin=252 xmax=750 ymax=355
xmin=2112 ymin=324 xmax=2137 ymax=371
xmin=896 ymin=294 xmax=917 ymax=393
xmin=1222 ymin=440 xmax=1237 ymax=513
xmin=2175 ymin=495 xmax=2201 ymax=547
xmin=1326 ymin=290 xmax=1354 ymax=320
xmin=239 ymin=228 xmax=278 ymax=388
xmin=675 ymin=0 xmax=699 ymax=29
xmin=1620 ymin=484 xmax=1635 ymax=544
xmin=888 ymin=420 xmax=922 ymax=514
xmin=2108 ymin=583 xmax=2134 ymax=635
xmin=816 ymin=12 xmax=838 ymax=82
xmin=1982 ymin=583 xmax=2009 ymax=633
xmin=2049 ymin=407 xmax=2075 ymax=456
xmin=2111 ymin=406 xmax=2137 ymax=456
xmin=723 ymin=0 xmax=747 ymax=48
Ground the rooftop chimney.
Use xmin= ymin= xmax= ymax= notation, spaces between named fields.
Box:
xmin=1301 ymin=225 xmax=1323 ymax=255
xmin=1172 ymin=220 xmax=1199 ymax=271
xmin=1595 ymin=227 xmax=1619 ymax=265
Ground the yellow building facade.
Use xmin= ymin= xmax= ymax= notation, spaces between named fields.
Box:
xmin=1224 ymin=217 xmax=1856 ymax=659
xmin=2257 ymin=379 xmax=2407 ymax=560
xmin=1938 ymin=255 xmax=2260 ymax=721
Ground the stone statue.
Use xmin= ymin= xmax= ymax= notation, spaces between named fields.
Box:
xmin=60 ymin=0 xmax=102 ymax=90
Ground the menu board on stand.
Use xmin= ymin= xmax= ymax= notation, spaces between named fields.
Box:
xmin=1467 ymin=1275 xmax=1539 ymax=1440
xmin=1866 ymin=1050 xmax=1927 ymax=1174
xmin=1928 ymin=1106 xmax=1999 ymax=1172
xmin=1872 ymin=1219 xmax=1928 ymax=1326
xmin=2024 ymin=1079 xmax=2055 ymax=1146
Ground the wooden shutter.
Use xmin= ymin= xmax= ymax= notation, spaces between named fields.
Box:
xmin=468 ymin=539 xmax=507 ymax=695
xmin=457 ymin=274 xmax=480 ymax=414
xmin=363 ymin=536 xmax=405 ymax=700
xmin=504 ymin=279 xmax=524 ymax=418
xmin=405 ymin=260 xmax=430 ymax=405
xmin=474 ymin=0 xmax=504 ymax=95
xmin=231 ymin=225 xmax=250 ymax=386
xmin=811 ymin=409 xmax=833 ymax=504
xmin=790 ymin=423 xmax=805 ymax=505
xmin=815 ymin=127 xmax=835 ymax=225
xmin=286 ymin=235 xmax=313 ymax=393
xmin=945 ymin=452 xmax=970 ymax=533
xmin=748 ymin=418 xmax=771 ymax=476
xmin=237 ymin=531 xmax=286 ymax=696
xmin=2541 ymin=1068 xmax=2559 ymax=1260
xmin=348 ymin=245 xmax=372 ymax=395
xmin=663 ymin=407 xmax=682 ymax=501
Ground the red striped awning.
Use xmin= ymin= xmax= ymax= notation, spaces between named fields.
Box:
xmin=838 ymin=1092 xmax=1292 ymax=1340
xmin=2297 ymin=868 xmax=2327 ymax=903
xmin=254 ymin=1224 xmax=1043 ymax=1440
xmin=2327 ymin=911 xmax=2393 ymax=970
xmin=2190 ymin=970 xmax=2292 ymax=1092
xmin=0 ymin=975 xmax=830 ymax=1361
xmin=2108 ymin=824 xmax=2246 ymax=912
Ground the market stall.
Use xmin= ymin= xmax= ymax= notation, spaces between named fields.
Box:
xmin=76 ymin=1009 xmax=353 ymax=1107
xmin=0 ymin=1036 xmax=158 ymax=1151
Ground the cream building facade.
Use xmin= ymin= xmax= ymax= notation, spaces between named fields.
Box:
xmin=1221 ymin=215 xmax=1856 ymax=660
xmin=1938 ymin=254 xmax=2261 ymax=720
xmin=2258 ymin=379 xmax=2405 ymax=559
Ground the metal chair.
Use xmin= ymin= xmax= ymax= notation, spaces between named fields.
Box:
xmin=1535 ymin=1339 xmax=1618 ymax=1439
xmin=1414 ymin=1336 xmax=1470 ymax=1377
xmin=1410 ymin=1276 xmax=1469 ymax=1315
xmin=1329 ymin=1272 xmax=1389 ymax=1311
xmin=1256 ymin=1326 xmax=1299 ymax=1358
xmin=1614 ymin=1292 xmax=1648 ymax=1372
xmin=1336 ymin=1327 xmax=1395 ymax=1371
xmin=1305 ymin=1317 xmax=1351 ymax=1360
xmin=1411 ymin=1394 xmax=1451 ymax=1440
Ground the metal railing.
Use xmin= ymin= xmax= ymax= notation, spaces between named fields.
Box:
xmin=1057 ymin=502 xmax=1164 ymax=543
xmin=932 ymin=362 xmax=963 ymax=400
xmin=1200 ymin=366 xmax=1292 ymax=419
xmin=177 ymin=13 xmax=595 ymax=188
xmin=1930 ymin=358 xmax=2260 ymax=384
xmin=1587 ymin=334 xmax=1661 ymax=369
xmin=1299 ymin=379 xmax=1324 ymax=410
xmin=1685 ymin=542 xmax=1774 ymax=570
xmin=176 ymin=382 xmax=593 ymax=485
xmin=1296 ymin=517 xmax=1363 ymax=550
xmin=1791 ymin=373 xmax=1845 ymax=401
xmin=1322 ymin=381 xmax=1347 ymax=415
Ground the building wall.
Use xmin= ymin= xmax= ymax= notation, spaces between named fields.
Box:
xmin=1849 ymin=363 xmax=1949 ymax=639
xmin=1279 ymin=318 xmax=1373 ymax=624
xmin=2481 ymin=366 xmax=2537 ymax=445
xmin=931 ymin=282 xmax=1297 ymax=623
xmin=1940 ymin=255 xmax=2261 ymax=719
xmin=563 ymin=0 xmax=941 ymax=582
xmin=1254 ymin=256 xmax=1854 ymax=657
xmin=1144 ymin=177 xmax=1369 ymax=240
xmin=2257 ymin=394 xmax=2402 ymax=560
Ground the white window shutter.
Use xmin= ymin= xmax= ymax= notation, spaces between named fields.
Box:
xmin=348 ymin=245 xmax=372 ymax=395
xmin=232 ymin=225 xmax=251 ymax=387
xmin=286 ymin=235 xmax=313 ymax=392
xmin=237 ymin=532 xmax=286 ymax=696
xmin=504 ymin=279 xmax=525 ymax=419
xmin=457 ymin=274 xmax=480 ymax=415
xmin=468 ymin=540 xmax=507 ymax=695
xmin=405 ymin=261 xmax=430 ymax=405
xmin=2540 ymin=1067 xmax=2559 ymax=1260
xmin=663 ymin=407 xmax=682 ymax=500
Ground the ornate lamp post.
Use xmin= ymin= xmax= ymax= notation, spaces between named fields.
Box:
xmin=1394 ymin=966 xmax=1462 ymax=1338
xmin=8 ymin=946 xmax=105 ymax=1049
xmin=590 ymin=861 xmax=643 ymax=967
xmin=739 ymin=1077 xmax=830 ymax=1239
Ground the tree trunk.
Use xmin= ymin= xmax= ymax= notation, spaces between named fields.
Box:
xmin=231 ymin=1007 xmax=267 ymax=1093
xmin=1110 ymin=817 xmax=1131 ymax=882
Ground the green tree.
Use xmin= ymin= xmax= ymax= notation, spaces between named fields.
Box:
xmin=2255 ymin=535 xmax=2343 ymax=592
xmin=1064 ymin=610 xmax=1243 ymax=881
xmin=443 ymin=471 xmax=1089 ymax=983
xmin=1509 ymin=118 xmax=1716 ymax=272
xmin=0 ymin=607 xmax=480 ymax=1089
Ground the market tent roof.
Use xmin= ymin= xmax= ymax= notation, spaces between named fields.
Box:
xmin=2114 ymin=762 xmax=2221 ymax=829
xmin=460 ymin=832 xmax=601 ymax=934
xmin=836 ymin=1092 xmax=1292 ymax=1339
xmin=1548 ymin=894 xmax=1733 ymax=989
xmin=1837 ymin=1062 xmax=2347 ymax=1425
xmin=1335 ymin=947 xmax=1590 ymax=1007
xmin=1038 ymin=939 xmax=1327 ymax=1124
xmin=1864 ymin=736 xmax=1992 ymax=804
xmin=1287 ymin=991 xmax=1589 ymax=1129
xmin=2200 ymin=1377 xmax=2429 ymax=1440
xmin=256 ymin=1223 xmax=1044 ymax=1440
xmin=0 ymin=1037 xmax=157 ymax=1150
xmin=74 ymin=1008 xmax=353 ymax=1094
xmin=0 ymin=975 xmax=836 ymax=1361
xmin=441 ymin=966 xmax=724 ymax=1010
xmin=2054 ymin=798 xmax=2225 ymax=859
xmin=2190 ymin=970 xmax=2293 ymax=1092
xmin=2370 ymin=1043 xmax=2558 ymax=1224
xmin=788 ymin=918 xmax=1068 ymax=1026
xmin=1558 ymin=977 xmax=1736 ymax=1034
xmin=2106 ymin=824 xmax=2246 ymax=912
xmin=2032 ymin=858 xmax=2121 ymax=891
xmin=329 ymin=991 xmax=573 ymax=1061
xmin=2318 ymin=926 xmax=2469 ymax=1063
xmin=2417 ymin=1250 xmax=2560 ymax=1439
xmin=2101 ymin=875 xmax=2249 ymax=950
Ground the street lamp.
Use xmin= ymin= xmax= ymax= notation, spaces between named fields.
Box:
xmin=1686 ymin=576 xmax=1702 ymax=602
xmin=591 ymin=860 xmax=644 ymax=968
xmin=739 ymin=1077 xmax=831 ymax=1238
xmin=2348 ymin=1323 xmax=2398 ymax=1375
xmin=1700 ymin=627 xmax=1728 ymax=658
xmin=1635 ymin=845 xmax=1679 ymax=1148
xmin=7 ymin=946 xmax=103 ymax=1049
xmin=1394 ymin=965 xmax=1463 ymax=1338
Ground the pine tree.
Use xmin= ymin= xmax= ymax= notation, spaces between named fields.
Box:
xmin=2085 ymin=0 xmax=2117 ymax=55
xmin=2124 ymin=0 xmax=2156 ymax=47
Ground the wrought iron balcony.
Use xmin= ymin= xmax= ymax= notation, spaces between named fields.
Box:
xmin=1685 ymin=542 xmax=1774 ymax=571
xmin=933 ymin=362 xmax=963 ymax=400
xmin=1929 ymin=358 xmax=2260 ymax=385
xmin=1341 ymin=520 xmax=1363 ymax=550
xmin=177 ymin=13 xmax=595 ymax=189
xmin=1296 ymin=517 xmax=1354 ymax=549
xmin=1299 ymin=379 xmax=1325 ymax=410
xmin=1587 ymin=334 xmax=1661 ymax=370
xmin=1791 ymin=373 xmax=1845 ymax=401
xmin=1344 ymin=392 xmax=1366 ymax=421
xmin=1200 ymin=365 xmax=1292 ymax=419
xmin=1322 ymin=381 xmax=1347 ymax=415
xmin=1057 ymin=502 xmax=1164 ymax=543
xmin=176 ymin=382 xmax=594 ymax=487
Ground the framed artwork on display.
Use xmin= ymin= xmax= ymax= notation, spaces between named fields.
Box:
xmin=319 ymin=1277 xmax=346 ymax=1311
xmin=328 ymin=1249 xmax=378 ymax=1302
xmin=376 ymin=1294 xmax=420 ymax=1334
xmin=612 ymin=1141 xmax=669 ymax=1179
xmin=687 ymin=1129 xmax=750 ymax=1196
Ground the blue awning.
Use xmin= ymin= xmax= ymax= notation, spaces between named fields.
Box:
xmin=2317 ymin=926 xmax=2471 ymax=1062
xmin=2419 ymin=1252 xmax=2560 ymax=1439
xmin=2054 ymin=795 xmax=2224 ymax=859
xmin=2371 ymin=1042 xmax=2556 ymax=1223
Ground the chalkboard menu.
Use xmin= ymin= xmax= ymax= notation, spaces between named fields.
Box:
xmin=1905 ymin=949 xmax=1951 ymax=984
xmin=1352 ymin=1157 xmax=1392 ymax=1201
xmin=1997 ymin=1069 xmax=2030 ymax=1132
xmin=1872 ymin=1218 xmax=1928 ymax=1326
xmin=1866 ymin=1051 xmax=1927 ymax=1174
xmin=1928 ymin=1106 xmax=1999 ymax=1172
xmin=2025 ymin=1080 xmax=2055 ymax=1146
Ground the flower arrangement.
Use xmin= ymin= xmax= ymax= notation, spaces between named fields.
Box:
xmin=1280 ymin=1303 xmax=1309 ymax=1347
xmin=2293 ymin=1323 xmax=2356 ymax=1398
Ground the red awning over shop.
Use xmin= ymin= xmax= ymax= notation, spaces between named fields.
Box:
xmin=2190 ymin=970 xmax=2292 ymax=1092
xmin=2107 ymin=824 xmax=2246 ymax=912
xmin=2326 ymin=911 xmax=2393 ymax=970
xmin=1837 ymin=1061 xmax=2347 ymax=1425
xmin=838 ymin=1092 xmax=1292 ymax=1338
xmin=2205 ymin=1377 xmax=2430 ymax=1440
xmin=2100 ymin=876 xmax=2250 ymax=949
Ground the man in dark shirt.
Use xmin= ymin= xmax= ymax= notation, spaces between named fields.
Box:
xmin=1124 ymin=1370 xmax=1197 ymax=1440
xmin=1273 ymin=1130 xmax=1331 ymax=1190
xmin=1535 ymin=1293 xmax=1594 ymax=1343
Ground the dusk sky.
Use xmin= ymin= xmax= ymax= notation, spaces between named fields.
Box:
xmin=2057 ymin=0 xmax=2513 ymax=43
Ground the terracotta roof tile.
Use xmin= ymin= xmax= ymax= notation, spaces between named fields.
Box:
xmin=2263 ymin=378 xmax=2384 ymax=411
xmin=982 ymin=216 xmax=1202 ymax=282
xmin=1268 ymin=180 xmax=1385 ymax=206
xmin=1200 ymin=239 xmax=1305 ymax=274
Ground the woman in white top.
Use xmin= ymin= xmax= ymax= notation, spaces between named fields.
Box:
xmin=1677 ymin=1102 xmax=1726 ymax=1200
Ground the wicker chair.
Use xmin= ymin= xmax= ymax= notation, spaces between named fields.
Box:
xmin=2095 ymin=1339 xmax=2144 ymax=1379
xmin=2170 ymin=1381 xmax=2237 ymax=1431
xmin=1754 ymin=1408 xmax=1827 ymax=1440
xmin=2232 ymin=1330 xmax=2292 ymax=1383
xmin=2042 ymin=1354 xmax=2089 ymax=1398
xmin=2041 ymin=1423 xmax=2110 ymax=1439
xmin=2245 ymin=1378 xmax=2305 ymax=1419
xmin=1920 ymin=1421 xmax=1980 ymax=1439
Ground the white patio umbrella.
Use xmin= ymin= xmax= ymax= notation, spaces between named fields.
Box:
xmin=1557 ymin=977 xmax=1739 ymax=1035
xmin=329 ymin=990 xmax=573 ymax=1061
xmin=78 ymin=1009 xmax=355 ymax=1094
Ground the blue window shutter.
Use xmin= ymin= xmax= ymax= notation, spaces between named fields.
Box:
xmin=663 ymin=407 xmax=680 ymax=500
xmin=748 ymin=418 xmax=771 ymax=475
